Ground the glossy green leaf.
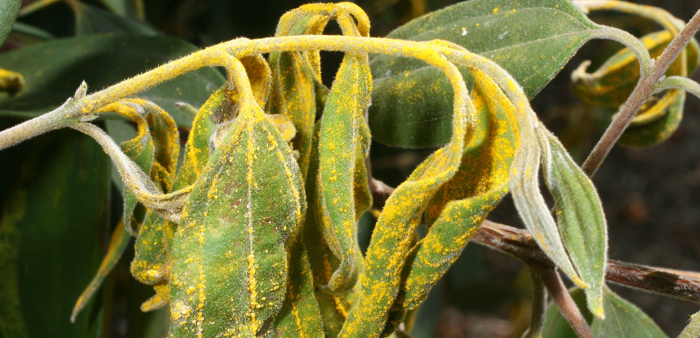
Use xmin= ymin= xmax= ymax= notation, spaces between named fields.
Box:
xmin=169 ymin=99 xmax=305 ymax=336
xmin=592 ymin=288 xmax=667 ymax=338
xmin=539 ymin=127 xmax=608 ymax=318
xmin=0 ymin=130 xmax=110 ymax=338
xmin=369 ymin=0 xmax=599 ymax=147
xmin=316 ymin=52 xmax=372 ymax=294
xmin=74 ymin=2 xmax=158 ymax=36
xmin=0 ymin=0 xmax=20 ymax=45
xmin=0 ymin=35 xmax=225 ymax=126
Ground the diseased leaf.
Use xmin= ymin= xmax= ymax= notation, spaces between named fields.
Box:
xmin=303 ymin=123 xmax=355 ymax=338
xmin=316 ymin=52 xmax=373 ymax=294
xmin=131 ymin=88 xmax=231 ymax=298
xmin=402 ymin=69 xmax=518 ymax=309
xmin=269 ymin=239 xmax=324 ymax=338
xmin=572 ymin=30 xmax=699 ymax=108
xmin=0 ymin=130 xmax=110 ymax=338
xmin=592 ymin=288 xmax=667 ymax=337
xmin=0 ymin=35 xmax=225 ymax=126
xmin=369 ymin=0 xmax=599 ymax=147
xmin=618 ymin=90 xmax=685 ymax=148
xmin=0 ymin=0 xmax=20 ymax=45
xmin=169 ymin=98 xmax=305 ymax=336
xmin=98 ymin=101 xmax=154 ymax=235
xmin=339 ymin=64 xmax=470 ymax=336
xmin=539 ymin=127 xmax=608 ymax=318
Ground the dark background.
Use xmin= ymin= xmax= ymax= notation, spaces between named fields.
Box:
xmin=8 ymin=0 xmax=700 ymax=336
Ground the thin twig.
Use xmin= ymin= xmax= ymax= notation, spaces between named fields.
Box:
xmin=537 ymin=266 xmax=596 ymax=338
xmin=581 ymin=9 xmax=700 ymax=176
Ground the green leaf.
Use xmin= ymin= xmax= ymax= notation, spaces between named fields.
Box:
xmin=74 ymin=2 xmax=158 ymax=36
xmin=539 ymin=127 xmax=608 ymax=318
xmin=0 ymin=35 xmax=226 ymax=126
xmin=542 ymin=287 xmax=667 ymax=338
xmin=0 ymin=0 xmax=20 ymax=45
xmin=592 ymin=288 xmax=667 ymax=337
xmin=169 ymin=99 xmax=305 ymax=336
xmin=0 ymin=129 xmax=110 ymax=338
xmin=369 ymin=0 xmax=599 ymax=147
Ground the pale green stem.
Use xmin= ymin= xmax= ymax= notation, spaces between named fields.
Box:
xmin=655 ymin=75 xmax=700 ymax=99
xmin=589 ymin=26 xmax=653 ymax=77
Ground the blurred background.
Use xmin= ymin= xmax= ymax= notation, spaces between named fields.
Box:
xmin=4 ymin=0 xmax=700 ymax=337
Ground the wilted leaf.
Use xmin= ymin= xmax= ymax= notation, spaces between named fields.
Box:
xmin=618 ymin=90 xmax=685 ymax=148
xmin=340 ymin=67 xmax=470 ymax=336
xmin=572 ymin=30 xmax=699 ymax=108
xmin=369 ymin=0 xmax=599 ymax=147
xmin=403 ymin=69 xmax=518 ymax=308
xmin=169 ymin=98 xmax=305 ymax=336
xmin=316 ymin=52 xmax=372 ymax=294
xmin=71 ymin=220 xmax=131 ymax=322
xmin=0 ymin=35 xmax=225 ymax=126
xmin=539 ymin=127 xmax=608 ymax=318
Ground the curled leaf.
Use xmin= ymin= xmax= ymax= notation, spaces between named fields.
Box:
xmin=572 ymin=30 xmax=699 ymax=108
xmin=316 ymin=51 xmax=373 ymax=294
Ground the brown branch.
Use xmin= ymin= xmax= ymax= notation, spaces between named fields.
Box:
xmin=369 ymin=179 xmax=700 ymax=304
xmin=581 ymin=9 xmax=700 ymax=176
xmin=536 ymin=266 xmax=596 ymax=338
xmin=475 ymin=220 xmax=700 ymax=304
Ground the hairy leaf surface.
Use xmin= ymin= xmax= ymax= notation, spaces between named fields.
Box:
xmin=540 ymin=127 xmax=608 ymax=318
xmin=169 ymin=100 xmax=305 ymax=337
